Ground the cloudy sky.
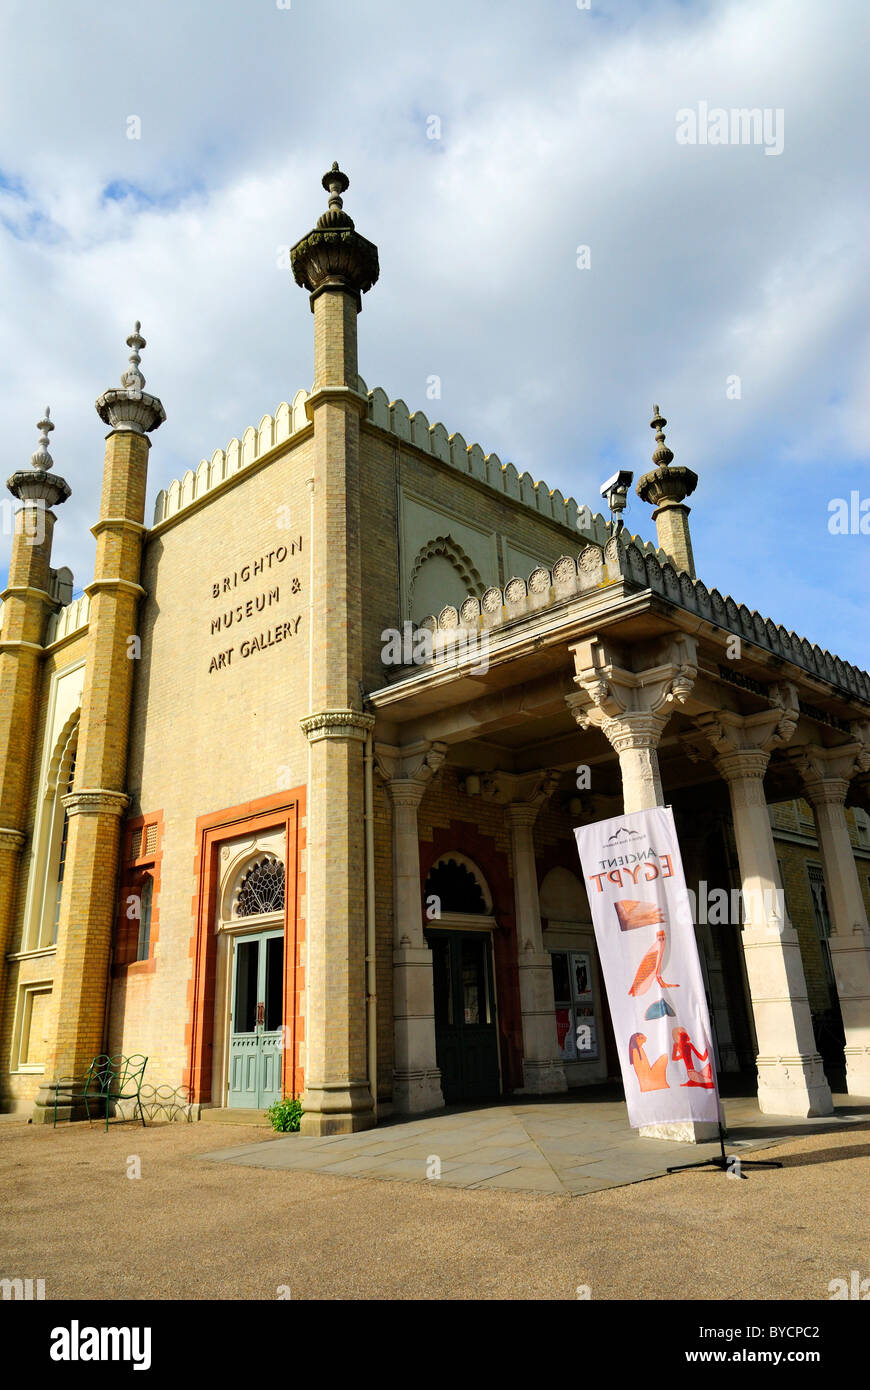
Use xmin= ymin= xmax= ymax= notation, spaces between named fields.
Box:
xmin=1 ymin=0 xmax=867 ymax=665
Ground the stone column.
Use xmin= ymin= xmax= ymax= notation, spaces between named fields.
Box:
xmin=0 ymin=410 xmax=70 ymax=1005
xmin=788 ymin=743 xmax=870 ymax=1096
xmin=505 ymin=788 xmax=568 ymax=1094
xmin=568 ymin=632 xmax=720 ymax=1141
xmin=695 ymin=700 xmax=833 ymax=1117
xmin=37 ymin=330 xmax=164 ymax=1120
xmin=300 ymin=710 xmax=375 ymax=1133
xmin=377 ymin=741 xmax=447 ymax=1114
xmin=292 ymin=165 xmax=379 ymax=1135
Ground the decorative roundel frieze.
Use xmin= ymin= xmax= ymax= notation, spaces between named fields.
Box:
xmin=528 ymin=567 xmax=550 ymax=594
xmin=579 ymin=546 xmax=602 ymax=574
xmin=504 ymin=578 xmax=526 ymax=605
xmin=481 ymin=587 xmax=502 ymax=613
xmin=552 ymin=556 xmax=576 ymax=586
xmin=460 ymin=597 xmax=481 ymax=624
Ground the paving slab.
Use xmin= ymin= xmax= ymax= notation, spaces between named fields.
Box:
xmin=201 ymin=1091 xmax=870 ymax=1196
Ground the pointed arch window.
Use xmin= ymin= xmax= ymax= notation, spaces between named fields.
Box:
xmin=51 ymin=750 xmax=76 ymax=944
xmin=235 ymin=857 xmax=285 ymax=917
xmin=423 ymin=856 xmax=490 ymax=915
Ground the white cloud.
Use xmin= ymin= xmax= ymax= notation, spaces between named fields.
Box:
xmin=1 ymin=0 xmax=868 ymax=663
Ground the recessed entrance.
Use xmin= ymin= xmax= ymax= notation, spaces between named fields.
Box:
xmin=426 ymin=928 xmax=500 ymax=1103
xmin=228 ymin=928 xmax=284 ymax=1108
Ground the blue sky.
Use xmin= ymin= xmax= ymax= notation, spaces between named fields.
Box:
xmin=0 ymin=0 xmax=868 ymax=665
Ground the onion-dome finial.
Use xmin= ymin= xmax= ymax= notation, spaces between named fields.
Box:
xmin=31 ymin=406 xmax=55 ymax=471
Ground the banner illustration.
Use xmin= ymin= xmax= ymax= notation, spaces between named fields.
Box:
xmin=575 ymin=806 xmax=721 ymax=1128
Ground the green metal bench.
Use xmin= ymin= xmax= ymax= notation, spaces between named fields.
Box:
xmin=52 ymin=1054 xmax=148 ymax=1131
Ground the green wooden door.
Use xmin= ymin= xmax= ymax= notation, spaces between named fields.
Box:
xmin=426 ymin=929 xmax=500 ymax=1104
xmin=228 ymin=930 xmax=284 ymax=1108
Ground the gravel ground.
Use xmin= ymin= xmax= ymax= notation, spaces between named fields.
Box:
xmin=1 ymin=1117 xmax=868 ymax=1300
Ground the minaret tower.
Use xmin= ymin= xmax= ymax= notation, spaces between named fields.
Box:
xmin=37 ymin=325 xmax=164 ymax=1120
xmin=291 ymin=164 xmax=379 ymax=1134
xmin=636 ymin=405 xmax=698 ymax=576
xmin=0 ymin=410 xmax=71 ymax=1002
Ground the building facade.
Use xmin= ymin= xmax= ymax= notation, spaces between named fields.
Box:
xmin=2 ymin=166 xmax=870 ymax=1136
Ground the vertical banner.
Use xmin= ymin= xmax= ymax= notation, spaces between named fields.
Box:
xmin=575 ymin=806 xmax=720 ymax=1128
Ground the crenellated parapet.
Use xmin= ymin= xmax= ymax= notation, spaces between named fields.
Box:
xmin=407 ymin=532 xmax=870 ymax=704
xmin=363 ymin=384 xmax=616 ymax=542
xmin=153 ymin=375 xmax=640 ymax=545
xmin=44 ymin=593 xmax=90 ymax=646
xmin=153 ymin=389 xmax=312 ymax=525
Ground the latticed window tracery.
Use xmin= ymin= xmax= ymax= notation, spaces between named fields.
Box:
xmin=235 ymin=857 xmax=285 ymax=917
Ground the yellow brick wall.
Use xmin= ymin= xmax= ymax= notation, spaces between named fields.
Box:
xmin=1 ymin=630 xmax=89 ymax=1109
xmin=115 ymin=433 xmax=314 ymax=1089
xmin=776 ymin=841 xmax=832 ymax=1014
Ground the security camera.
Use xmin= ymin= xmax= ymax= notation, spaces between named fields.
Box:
xmin=599 ymin=469 xmax=634 ymax=535
xmin=599 ymin=469 xmax=634 ymax=500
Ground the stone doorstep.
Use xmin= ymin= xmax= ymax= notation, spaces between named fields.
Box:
xmin=199 ymin=1108 xmax=271 ymax=1127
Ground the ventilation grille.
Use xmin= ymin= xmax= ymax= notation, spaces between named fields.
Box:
xmin=130 ymin=828 xmax=143 ymax=861
xmin=144 ymin=823 xmax=158 ymax=856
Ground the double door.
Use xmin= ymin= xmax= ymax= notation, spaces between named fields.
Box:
xmin=426 ymin=928 xmax=500 ymax=1104
xmin=227 ymin=928 xmax=284 ymax=1108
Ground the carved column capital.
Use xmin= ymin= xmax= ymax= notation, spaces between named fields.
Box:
xmin=786 ymin=744 xmax=862 ymax=808
xmin=694 ymin=692 xmax=800 ymax=780
xmin=504 ymin=802 xmax=539 ymax=830
xmin=375 ymin=739 xmax=448 ymax=793
xmin=384 ymin=779 xmax=430 ymax=812
xmin=567 ymin=632 xmax=697 ymax=742
xmin=0 ymin=826 xmax=26 ymax=852
xmin=62 ymin=789 xmax=130 ymax=818
xmin=713 ymin=748 xmax=771 ymax=784
xmin=850 ymin=719 xmax=870 ymax=773
xmin=599 ymin=711 xmax=671 ymax=755
xmin=477 ymin=768 xmax=561 ymax=814
xmin=300 ymin=708 xmax=376 ymax=744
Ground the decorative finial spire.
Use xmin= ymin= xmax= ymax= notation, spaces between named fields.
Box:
xmin=637 ymin=400 xmax=698 ymax=577
xmin=31 ymin=406 xmax=55 ymax=471
xmin=290 ymin=159 xmax=379 ymax=301
xmin=323 ymin=161 xmax=350 ymax=211
xmin=96 ymin=320 xmax=165 ymax=435
xmin=315 ymin=162 xmax=355 ymax=232
xmin=120 ymin=321 xmax=146 ymax=395
xmin=7 ymin=405 xmax=71 ymax=505
xmin=650 ymin=405 xmax=674 ymax=468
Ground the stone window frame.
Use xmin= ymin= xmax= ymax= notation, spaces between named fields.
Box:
xmin=21 ymin=718 xmax=79 ymax=954
xmin=9 ymin=979 xmax=53 ymax=1074
xmin=113 ymin=813 xmax=163 ymax=976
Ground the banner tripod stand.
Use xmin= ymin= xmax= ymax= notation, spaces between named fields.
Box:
xmin=666 ymin=1119 xmax=782 ymax=1179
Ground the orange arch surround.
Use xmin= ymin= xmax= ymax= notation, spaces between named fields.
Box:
xmin=185 ymin=787 xmax=306 ymax=1105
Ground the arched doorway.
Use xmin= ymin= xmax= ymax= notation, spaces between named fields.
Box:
xmin=214 ymin=832 xmax=286 ymax=1109
xmin=423 ymin=855 xmax=501 ymax=1103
